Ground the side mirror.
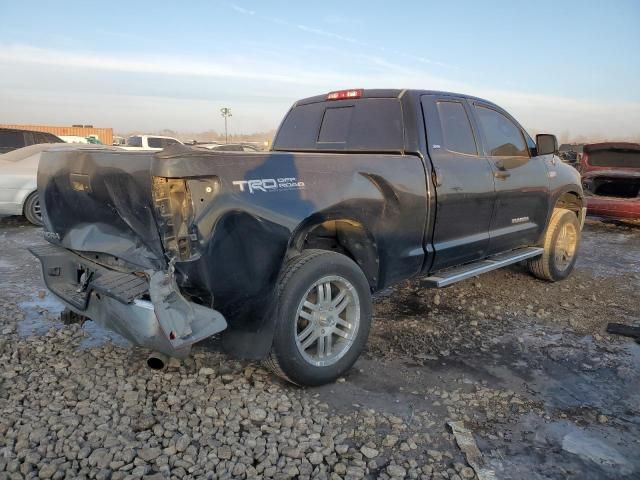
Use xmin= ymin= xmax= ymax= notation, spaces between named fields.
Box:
xmin=536 ymin=134 xmax=558 ymax=156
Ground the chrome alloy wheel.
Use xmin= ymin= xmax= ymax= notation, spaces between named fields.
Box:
xmin=555 ymin=222 xmax=577 ymax=271
xmin=294 ymin=275 xmax=360 ymax=367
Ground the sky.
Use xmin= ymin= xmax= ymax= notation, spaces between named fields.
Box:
xmin=0 ymin=0 xmax=639 ymax=140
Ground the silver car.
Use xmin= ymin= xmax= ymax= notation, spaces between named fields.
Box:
xmin=0 ymin=144 xmax=107 ymax=225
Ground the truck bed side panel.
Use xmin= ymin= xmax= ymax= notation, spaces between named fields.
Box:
xmin=151 ymin=150 xmax=428 ymax=330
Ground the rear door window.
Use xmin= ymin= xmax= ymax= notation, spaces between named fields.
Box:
xmin=436 ymin=101 xmax=477 ymax=155
xmin=161 ymin=138 xmax=179 ymax=148
xmin=147 ymin=137 xmax=163 ymax=148
xmin=33 ymin=132 xmax=50 ymax=144
xmin=148 ymin=137 xmax=179 ymax=148
xmin=0 ymin=130 xmax=26 ymax=149
xmin=45 ymin=133 xmax=63 ymax=143
xmin=474 ymin=106 xmax=529 ymax=157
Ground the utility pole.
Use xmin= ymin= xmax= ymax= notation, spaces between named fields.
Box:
xmin=220 ymin=107 xmax=232 ymax=143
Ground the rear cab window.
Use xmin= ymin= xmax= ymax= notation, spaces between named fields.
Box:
xmin=273 ymin=97 xmax=404 ymax=152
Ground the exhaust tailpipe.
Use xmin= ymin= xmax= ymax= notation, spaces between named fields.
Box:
xmin=147 ymin=352 xmax=168 ymax=370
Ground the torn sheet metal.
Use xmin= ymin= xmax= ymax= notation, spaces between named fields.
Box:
xmin=448 ymin=421 xmax=497 ymax=480
xmin=37 ymin=148 xmax=166 ymax=270
xmin=148 ymin=268 xmax=227 ymax=352
xmin=30 ymin=241 xmax=227 ymax=359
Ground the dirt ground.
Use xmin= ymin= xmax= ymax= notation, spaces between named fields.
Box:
xmin=0 ymin=216 xmax=638 ymax=480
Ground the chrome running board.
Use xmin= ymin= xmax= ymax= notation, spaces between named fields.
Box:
xmin=424 ymin=247 xmax=543 ymax=288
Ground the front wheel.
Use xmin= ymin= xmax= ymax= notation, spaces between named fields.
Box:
xmin=264 ymin=249 xmax=372 ymax=386
xmin=528 ymin=208 xmax=581 ymax=281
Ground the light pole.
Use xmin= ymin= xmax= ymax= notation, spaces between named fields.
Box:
xmin=220 ymin=107 xmax=232 ymax=144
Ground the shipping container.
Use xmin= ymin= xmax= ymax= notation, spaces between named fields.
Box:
xmin=0 ymin=124 xmax=114 ymax=145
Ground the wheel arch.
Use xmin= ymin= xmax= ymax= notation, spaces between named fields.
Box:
xmin=553 ymin=188 xmax=586 ymax=229
xmin=288 ymin=217 xmax=380 ymax=290
xmin=554 ymin=189 xmax=584 ymax=216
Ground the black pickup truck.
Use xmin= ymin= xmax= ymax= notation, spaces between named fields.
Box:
xmin=31 ymin=89 xmax=585 ymax=385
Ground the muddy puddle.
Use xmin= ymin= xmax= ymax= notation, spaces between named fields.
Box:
xmin=579 ymin=221 xmax=640 ymax=277
xmin=17 ymin=292 xmax=129 ymax=349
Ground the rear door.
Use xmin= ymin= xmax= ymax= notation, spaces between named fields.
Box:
xmin=471 ymin=103 xmax=550 ymax=254
xmin=421 ymin=95 xmax=496 ymax=271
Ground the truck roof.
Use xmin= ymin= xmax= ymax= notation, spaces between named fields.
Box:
xmin=295 ymin=89 xmax=501 ymax=109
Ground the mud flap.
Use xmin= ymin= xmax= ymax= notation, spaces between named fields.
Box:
xmin=148 ymin=269 xmax=227 ymax=353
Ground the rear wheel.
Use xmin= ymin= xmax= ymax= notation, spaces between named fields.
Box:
xmin=23 ymin=192 xmax=42 ymax=226
xmin=528 ymin=208 xmax=580 ymax=281
xmin=264 ymin=249 xmax=372 ymax=386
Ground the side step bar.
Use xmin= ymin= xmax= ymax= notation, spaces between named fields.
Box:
xmin=424 ymin=247 xmax=543 ymax=288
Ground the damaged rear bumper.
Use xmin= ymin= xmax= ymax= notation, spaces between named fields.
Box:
xmin=585 ymin=196 xmax=640 ymax=220
xmin=29 ymin=243 xmax=227 ymax=358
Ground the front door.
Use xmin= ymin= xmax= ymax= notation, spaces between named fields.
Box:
xmin=471 ymin=103 xmax=550 ymax=254
xmin=421 ymin=95 xmax=496 ymax=271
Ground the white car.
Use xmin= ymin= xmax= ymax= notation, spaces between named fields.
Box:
xmin=122 ymin=135 xmax=183 ymax=150
xmin=58 ymin=135 xmax=90 ymax=144
xmin=0 ymin=144 xmax=107 ymax=225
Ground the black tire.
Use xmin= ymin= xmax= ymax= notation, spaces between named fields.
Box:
xmin=263 ymin=249 xmax=372 ymax=386
xmin=528 ymin=208 xmax=581 ymax=282
xmin=23 ymin=192 xmax=42 ymax=226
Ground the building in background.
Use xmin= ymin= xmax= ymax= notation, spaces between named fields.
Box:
xmin=0 ymin=124 xmax=113 ymax=145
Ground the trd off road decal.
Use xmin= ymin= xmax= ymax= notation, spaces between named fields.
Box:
xmin=232 ymin=177 xmax=305 ymax=194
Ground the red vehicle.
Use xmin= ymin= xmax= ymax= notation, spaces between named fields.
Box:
xmin=580 ymin=142 xmax=640 ymax=220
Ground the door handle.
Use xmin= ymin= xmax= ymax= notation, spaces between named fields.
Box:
xmin=494 ymin=159 xmax=506 ymax=170
xmin=494 ymin=171 xmax=511 ymax=180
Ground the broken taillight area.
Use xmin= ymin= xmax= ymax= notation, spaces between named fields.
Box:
xmin=152 ymin=177 xmax=199 ymax=261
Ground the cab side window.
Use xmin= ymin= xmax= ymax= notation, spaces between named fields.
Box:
xmin=475 ymin=106 xmax=528 ymax=157
xmin=161 ymin=138 xmax=180 ymax=148
xmin=147 ymin=137 xmax=163 ymax=148
xmin=436 ymin=101 xmax=478 ymax=156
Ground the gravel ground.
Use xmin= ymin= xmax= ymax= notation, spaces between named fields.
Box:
xmin=0 ymin=216 xmax=639 ymax=480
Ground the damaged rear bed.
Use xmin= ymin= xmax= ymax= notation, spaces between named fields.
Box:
xmin=29 ymin=147 xmax=227 ymax=358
